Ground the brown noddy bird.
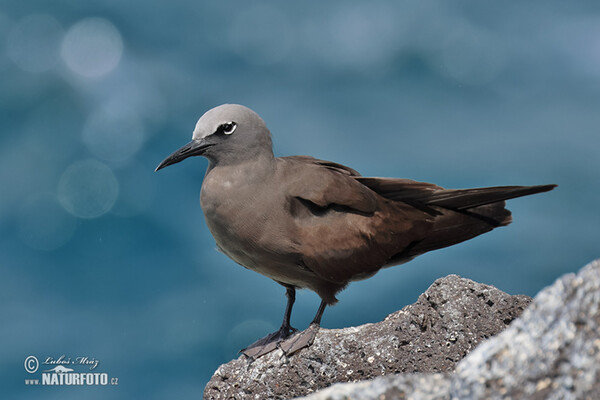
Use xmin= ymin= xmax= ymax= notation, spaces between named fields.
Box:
xmin=156 ymin=104 xmax=556 ymax=357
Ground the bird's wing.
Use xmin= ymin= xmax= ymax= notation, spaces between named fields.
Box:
xmin=276 ymin=158 xmax=433 ymax=302
xmin=279 ymin=156 xmax=377 ymax=214
xmin=353 ymin=177 xmax=443 ymax=200
xmin=276 ymin=159 xmax=555 ymax=303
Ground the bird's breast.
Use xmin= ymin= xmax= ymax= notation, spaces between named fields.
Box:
xmin=199 ymin=168 xmax=300 ymax=280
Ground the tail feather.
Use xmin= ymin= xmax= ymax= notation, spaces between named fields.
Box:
xmin=406 ymin=202 xmax=510 ymax=257
xmin=356 ymin=177 xmax=556 ymax=211
xmin=423 ymin=184 xmax=557 ymax=210
xmin=360 ymin=178 xmax=557 ymax=266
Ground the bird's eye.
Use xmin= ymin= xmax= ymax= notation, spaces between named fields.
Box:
xmin=218 ymin=122 xmax=237 ymax=135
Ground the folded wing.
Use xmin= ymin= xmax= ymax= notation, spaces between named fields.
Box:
xmin=277 ymin=157 xmax=556 ymax=303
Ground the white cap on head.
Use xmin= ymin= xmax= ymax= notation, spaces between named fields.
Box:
xmin=192 ymin=104 xmax=266 ymax=140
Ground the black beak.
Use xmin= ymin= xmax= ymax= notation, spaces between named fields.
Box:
xmin=155 ymin=139 xmax=213 ymax=172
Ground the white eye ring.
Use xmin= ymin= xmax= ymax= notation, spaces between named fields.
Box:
xmin=221 ymin=122 xmax=236 ymax=135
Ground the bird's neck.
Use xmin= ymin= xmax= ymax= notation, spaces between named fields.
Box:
xmin=206 ymin=152 xmax=276 ymax=183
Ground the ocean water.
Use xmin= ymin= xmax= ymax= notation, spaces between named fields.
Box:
xmin=1 ymin=1 xmax=598 ymax=398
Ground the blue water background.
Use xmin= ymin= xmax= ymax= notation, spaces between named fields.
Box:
xmin=1 ymin=1 xmax=598 ymax=398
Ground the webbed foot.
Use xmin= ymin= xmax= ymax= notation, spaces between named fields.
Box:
xmin=279 ymin=323 xmax=320 ymax=356
xmin=241 ymin=325 xmax=298 ymax=358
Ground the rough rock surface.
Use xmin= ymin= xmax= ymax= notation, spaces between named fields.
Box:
xmin=301 ymin=259 xmax=600 ymax=400
xmin=204 ymin=275 xmax=531 ymax=399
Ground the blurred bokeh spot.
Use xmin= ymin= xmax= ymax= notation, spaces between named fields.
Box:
xmin=58 ymin=159 xmax=119 ymax=219
xmin=61 ymin=18 xmax=123 ymax=78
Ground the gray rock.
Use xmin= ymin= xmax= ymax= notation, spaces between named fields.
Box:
xmin=300 ymin=259 xmax=600 ymax=400
xmin=204 ymin=275 xmax=531 ymax=399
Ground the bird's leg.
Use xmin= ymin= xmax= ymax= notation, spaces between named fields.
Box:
xmin=279 ymin=299 xmax=327 ymax=356
xmin=280 ymin=286 xmax=299 ymax=336
xmin=241 ymin=286 xmax=298 ymax=358
xmin=311 ymin=299 xmax=327 ymax=325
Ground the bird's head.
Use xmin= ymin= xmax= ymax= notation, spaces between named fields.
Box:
xmin=155 ymin=104 xmax=273 ymax=171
